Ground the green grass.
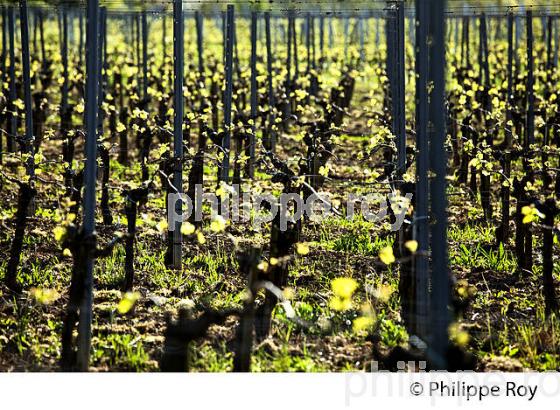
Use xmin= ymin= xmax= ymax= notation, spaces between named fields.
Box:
xmin=318 ymin=215 xmax=392 ymax=256
xmin=92 ymin=333 xmax=153 ymax=372
xmin=451 ymin=243 xmax=517 ymax=273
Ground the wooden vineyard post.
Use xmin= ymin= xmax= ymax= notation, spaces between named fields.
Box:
xmin=265 ymin=12 xmax=276 ymax=152
xmin=171 ymin=0 xmax=184 ymax=270
xmin=413 ymin=0 xmax=430 ymax=343
xmin=76 ymin=0 xmax=100 ymax=372
xmin=427 ymin=0 xmax=449 ymax=370
xmin=219 ymin=5 xmax=234 ymax=184
xmin=247 ymin=11 xmax=257 ymax=179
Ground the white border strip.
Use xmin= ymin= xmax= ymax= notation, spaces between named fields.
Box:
xmin=1 ymin=373 xmax=559 ymax=409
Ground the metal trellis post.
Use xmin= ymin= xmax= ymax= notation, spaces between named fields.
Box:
xmin=219 ymin=5 xmax=235 ymax=184
xmin=77 ymin=0 xmax=100 ymax=372
xmin=427 ymin=0 xmax=449 ymax=370
xmin=248 ymin=11 xmax=257 ymax=179
xmin=414 ymin=0 xmax=430 ymax=345
xmin=19 ymin=0 xmax=34 ymax=177
xmin=172 ymin=0 xmax=184 ymax=269
xmin=265 ymin=12 xmax=276 ymax=152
